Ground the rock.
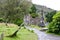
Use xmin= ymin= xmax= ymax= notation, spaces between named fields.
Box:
xmin=40 ymin=28 xmax=48 ymax=31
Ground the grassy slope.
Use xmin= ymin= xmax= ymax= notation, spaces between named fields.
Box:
xmin=0 ymin=23 xmax=38 ymax=40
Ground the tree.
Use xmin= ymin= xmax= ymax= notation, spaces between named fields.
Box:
xmin=0 ymin=0 xmax=32 ymax=37
xmin=29 ymin=4 xmax=38 ymax=18
xmin=45 ymin=11 xmax=56 ymax=22
xmin=47 ymin=11 xmax=60 ymax=34
xmin=30 ymin=4 xmax=36 ymax=14
xmin=0 ymin=0 xmax=32 ymax=25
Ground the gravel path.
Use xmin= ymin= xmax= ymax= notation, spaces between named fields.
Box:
xmin=25 ymin=26 xmax=60 ymax=40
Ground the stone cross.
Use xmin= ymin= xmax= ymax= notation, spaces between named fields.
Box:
xmin=40 ymin=10 xmax=45 ymax=27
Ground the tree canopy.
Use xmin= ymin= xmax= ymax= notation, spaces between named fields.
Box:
xmin=30 ymin=4 xmax=38 ymax=18
xmin=48 ymin=11 xmax=60 ymax=34
xmin=0 ymin=0 xmax=32 ymax=25
xmin=45 ymin=11 xmax=56 ymax=22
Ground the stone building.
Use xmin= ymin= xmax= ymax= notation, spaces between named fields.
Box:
xmin=24 ymin=4 xmax=56 ymax=26
xmin=24 ymin=14 xmax=41 ymax=26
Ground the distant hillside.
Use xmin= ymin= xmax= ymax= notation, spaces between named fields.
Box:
xmin=34 ymin=4 xmax=56 ymax=14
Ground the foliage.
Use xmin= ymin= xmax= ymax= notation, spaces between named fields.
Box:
xmin=14 ymin=18 xmax=23 ymax=26
xmin=30 ymin=4 xmax=36 ymax=14
xmin=31 ymin=13 xmax=38 ymax=18
xmin=45 ymin=11 xmax=56 ymax=22
xmin=30 ymin=4 xmax=38 ymax=18
xmin=0 ymin=0 xmax=32 ymax=37
xmin=0 ymin=18 xmax=4 ymax=22
xmin=47 ymin=11 xmax=60 ymax=34
xmin=31 ymin=30 xmax=34 ymax=33
xmin=0 ymin=0 xmax=32 ymax=25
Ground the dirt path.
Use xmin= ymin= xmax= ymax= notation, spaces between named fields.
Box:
xmin=25 ymin=26 xmax=60 ymax=40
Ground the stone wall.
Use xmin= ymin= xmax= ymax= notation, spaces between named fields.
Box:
xmin=24 ymin=14 xmax=41 ymax=25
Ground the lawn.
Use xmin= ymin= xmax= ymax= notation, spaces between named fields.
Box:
xmin=30 ymin=25 xmax=40 ymax=30
xmin=0 ymin=23 xmax=38 ymax=40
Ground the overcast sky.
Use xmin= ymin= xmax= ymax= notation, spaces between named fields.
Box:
xmin=32 ymin=0 xmax=60 ymax=11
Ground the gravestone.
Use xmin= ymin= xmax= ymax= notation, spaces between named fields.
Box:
xmin=0 ymin=33 xmax=4 ymax=40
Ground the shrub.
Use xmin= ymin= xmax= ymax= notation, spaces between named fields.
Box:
xmin=14 ymin=19 xmax=23 ymax=26
xmin=31 ymin=13 xmax=38 ymax=18
xmin=45 ymin=11 xmax=56 ymax=22
xmin=0 ymin=18 xmax=4 ymax=22
xmin=31 ymin=30 xmax=34 ymax=33
xmin=47 ymin=12 xmax=60 ymax=34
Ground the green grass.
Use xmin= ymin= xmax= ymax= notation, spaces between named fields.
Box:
xmin=30 ymin=25 xmax=40 ymax=30
xmin=0 ymin=23 xmax=38 ymax=40
xmin=46 ymin=31 xmax=60 ymax=36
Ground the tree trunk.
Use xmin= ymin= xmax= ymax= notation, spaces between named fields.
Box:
xmin=6 ymin=23 xmax=24 ymax=37
xmin=7 ymin=27 xmax=21 ymax=37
